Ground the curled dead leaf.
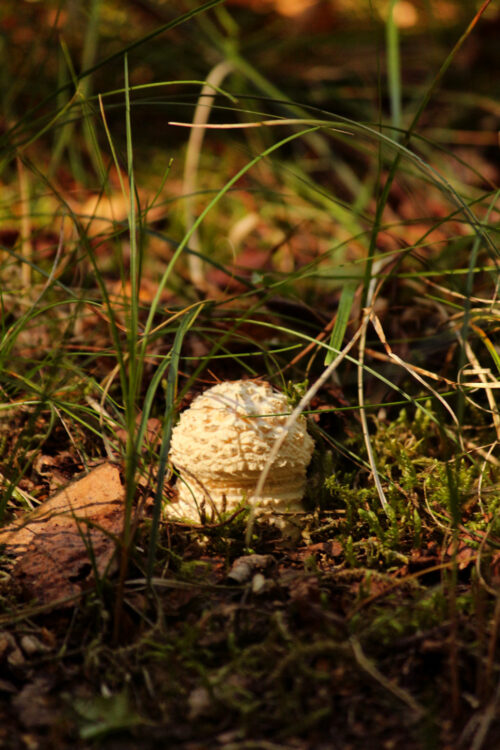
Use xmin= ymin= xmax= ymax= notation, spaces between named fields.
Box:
xmin=0 ymin=463 xmax=124 ymax=605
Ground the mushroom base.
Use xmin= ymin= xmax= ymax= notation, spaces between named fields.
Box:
xmin=166 ymin=474 xmax=307 ymax=535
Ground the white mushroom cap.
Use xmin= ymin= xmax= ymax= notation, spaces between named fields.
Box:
xmin=167 ymin=380 xmax=314 ymax=531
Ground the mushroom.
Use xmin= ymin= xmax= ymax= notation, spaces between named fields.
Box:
xmin=167 ymin=379 xmax=314 ymax=532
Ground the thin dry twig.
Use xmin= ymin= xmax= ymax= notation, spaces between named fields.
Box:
xmin=350 ymin=635 xmax=425 ymax=718
xmin=370 ymin=310 xmax=463 ymax=445
xmin=357 ymin=258 xmax=392 ymax=514
xmin=245 ymin=321 xmax=366 ymax=545
xmin=462 ymin=341 xmax=500 ymax=441
xmin=171 ymin=117 xmax=352 ymax=132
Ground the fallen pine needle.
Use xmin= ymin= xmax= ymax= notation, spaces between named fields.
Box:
xmin=169 ymin=118 xmax=352 ymax=134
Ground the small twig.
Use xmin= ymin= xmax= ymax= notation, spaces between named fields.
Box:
xmin=171 ymin=118 xmax=352 ymax=133
xmin=358 ymin=312 xmax=390 ymax=514
xmin=463 ymin=341 xmax=500 ymax=441
xmin=370 ymin=310 xmax=464 ymax=446
xmin=364 ymin=346 xmax=455 ymax=385
xmin=357 ymin=258 xmax=392 ymax=515
xmin=463 ymin=440 xmax=500 ymax=468
xmin=350 ymin=635 xmax=425 ymax=717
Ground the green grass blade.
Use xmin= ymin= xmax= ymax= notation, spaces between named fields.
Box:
xmin=147 ymin=305 xmax=202 ymax=583
xmin=124 ymin=53 xmax=141 ymax=407
xmin=140 ymin=126 xmax=322 ymax=353
xmin=362 ymin=0 xmax=496 ymax=309
xmin=325 ymin=281 xmax=357 ymax=365
xmin=137 ymin=303 xmax=205 ymax=454
xmin=1 ymin=0 xmax=227 ymax=152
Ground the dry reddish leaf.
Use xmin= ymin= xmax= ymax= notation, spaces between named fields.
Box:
xmin=445 ymin=541 xmax=475 ymax=570
xmin=0 ymin=463 xmax=124 ymax=605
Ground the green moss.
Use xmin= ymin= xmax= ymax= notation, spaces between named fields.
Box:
xmin=321 ymin=404 xmax=499 ymax=569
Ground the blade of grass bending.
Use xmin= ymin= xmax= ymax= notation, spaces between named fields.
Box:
xmin=362 ymin=0 xmax=495 ymax=310
xmin=140 ymin=126 xmax=323 ymax=356
xmin=112 ymin=57 xmax=144 ymax=643
xmin=357 ymin=0 xmax=495 ymax=516
xmin=137 ymin=302 xmax=205 ymax=454
xmin=117 ymin=54 xmax=142 ymax=582
xmin=246 ymin=323 xmax=366 ymax=547
xmin=4 ymin=155 xmax=129 ymax=435
xmin=325 ymin=281 xmax=357 ymax=365
xmin=147 ymin=305 xmax=202 ymax=583
xmin=171 ymin=111 xmax=496 ymax=263
xmin=456 ymin=190 xmax=500 ymax=425
xmin=1 ymin=0 xmax=226 ymax=152
xmin=124 ymin=54 xmax=141 ymax=407
xmin=238 ymin=315 xmax=445 ymax=429
xmin=469 ymin=325 xmax=500 ymax=377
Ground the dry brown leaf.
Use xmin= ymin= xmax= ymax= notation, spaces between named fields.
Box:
xmin=0 ymin=463 xmax=124 ymax=605
xmin=72 ymin=190 xmax=165 ymax=239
